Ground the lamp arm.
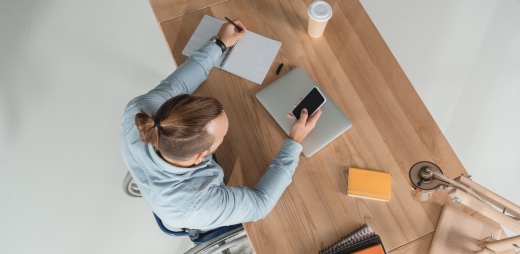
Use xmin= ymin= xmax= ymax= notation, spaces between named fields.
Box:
xmin=456 ymin=175 xmax=520 ymax=219
xmin=448 ymin=189 xmax=520 ymax=234
xmin=481 ymin=235 xmax=520 ymax=252
xmin=431 ymin=171 xmax=487 ymax=203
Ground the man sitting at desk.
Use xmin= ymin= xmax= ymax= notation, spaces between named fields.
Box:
xmin=120 ymin=21 xmax=322 ymax=231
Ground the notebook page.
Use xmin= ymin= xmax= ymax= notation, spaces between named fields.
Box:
xmin=182 ymin=15 xmax=281 ymax=85
xmin=181 ymin=15 xmax=226 ymax=66
xmin=221 ymin=31 xmax=281 ymax=85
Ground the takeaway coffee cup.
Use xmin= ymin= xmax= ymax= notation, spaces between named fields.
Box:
xmin=307 ymin=0 xmax=333 ymax=38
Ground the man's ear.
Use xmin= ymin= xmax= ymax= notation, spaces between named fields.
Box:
xmin=194 ymin=150 xmax=209 ymax=165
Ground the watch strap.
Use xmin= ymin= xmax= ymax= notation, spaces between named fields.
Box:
xmin=214 ymin=38 xmax=227 ymax=53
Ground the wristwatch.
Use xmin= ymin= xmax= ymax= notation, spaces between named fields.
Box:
xmin=210 ymin=35 xmax=227 ymax=53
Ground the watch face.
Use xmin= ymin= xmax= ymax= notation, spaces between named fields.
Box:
xmin=210 ymin=35 xmax=219 ymax=42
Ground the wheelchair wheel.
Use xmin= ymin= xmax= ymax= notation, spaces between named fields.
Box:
xmin=185 ymin=226 xmax=253 ymax=254
xmin=122 ymin=171 xmax=142 ymax=197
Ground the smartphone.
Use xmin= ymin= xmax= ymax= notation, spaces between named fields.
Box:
xmin=292 ymin=86 xmax=326 ymax=120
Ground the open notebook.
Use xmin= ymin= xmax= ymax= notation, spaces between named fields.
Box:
xmin=182 ymin=15 xmax=282 ymax=85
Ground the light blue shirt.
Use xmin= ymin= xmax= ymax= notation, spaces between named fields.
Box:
xmin=120 ymin=42 xmax=303 ymax=231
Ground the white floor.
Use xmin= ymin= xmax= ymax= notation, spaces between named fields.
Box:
xmin=0 ymin=0 xmax=518 ymax=253
xmin=0 ymin=0 xmax=193 ymax=253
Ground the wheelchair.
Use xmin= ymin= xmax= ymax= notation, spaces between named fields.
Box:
xmin=122 ymin=171 xmax=254 ymax=254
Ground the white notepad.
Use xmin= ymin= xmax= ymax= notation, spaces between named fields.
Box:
xmin=182 ymin=15 xmax=282 ymax=85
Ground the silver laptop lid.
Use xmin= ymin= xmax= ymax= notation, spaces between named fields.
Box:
xmin=256 ymin=67 xmax=352 ymax=157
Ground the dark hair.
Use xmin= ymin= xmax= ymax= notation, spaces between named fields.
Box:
xmin=135 ymin=94 xmax=224 ymax=161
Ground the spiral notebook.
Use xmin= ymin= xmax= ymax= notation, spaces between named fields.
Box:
xmin=320 ymin=225 xmax=387 ymax=254
xmin=182 ymin=15 xmax=282 ymax=85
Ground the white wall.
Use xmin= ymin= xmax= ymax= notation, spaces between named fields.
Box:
xmin=0 ymin=0 xmax=193 ymax=253
xmin=361 ymin=0 xmax=520 ymax=235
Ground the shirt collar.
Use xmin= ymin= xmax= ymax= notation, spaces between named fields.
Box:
xmin=147 ymin=144 xmax=211 ymax=173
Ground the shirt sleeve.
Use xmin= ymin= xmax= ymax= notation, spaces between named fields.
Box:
xmin=126 ymin=42 xmax=222 ymax=108
xmin=184 ymin=139 xmax=303 ymax=229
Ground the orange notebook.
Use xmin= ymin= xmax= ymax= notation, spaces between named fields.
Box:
xmin=347 ymin=167 xmax=392 ymax=202
xmin=353 ymin=244 xmax=385 ymax=254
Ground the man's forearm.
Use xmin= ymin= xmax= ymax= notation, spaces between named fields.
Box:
xmin=143 ymin=42 xmax=223 ymax=101
xmin=251 ymin=139 xmax=303 ymax=212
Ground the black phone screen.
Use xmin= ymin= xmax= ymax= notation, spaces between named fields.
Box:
xmin=292 ymin=87 xmax=325 ymax=120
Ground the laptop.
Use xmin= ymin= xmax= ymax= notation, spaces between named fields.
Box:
xmin=256 ymin=67 xmax=352 ymax=157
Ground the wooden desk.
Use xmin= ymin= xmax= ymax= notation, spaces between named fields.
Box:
xmin=149 ymin=0 xmax=468 ymax=253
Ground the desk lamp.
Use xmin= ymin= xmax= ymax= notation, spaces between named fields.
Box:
xmin=408 ymin=161 xmax=520 ymax=254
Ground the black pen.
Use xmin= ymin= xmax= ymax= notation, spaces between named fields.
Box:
xmin=225 ymin=17 xmax=243 ymax=32
xmin=276 ymin=63 xmax=284 ymax=75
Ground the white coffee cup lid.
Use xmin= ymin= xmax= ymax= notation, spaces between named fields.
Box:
xmin=308 ymin=1 xmax=332 ymax=21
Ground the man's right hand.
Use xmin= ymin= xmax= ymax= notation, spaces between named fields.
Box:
xmin=287 ymin=108 xmax=322 ymax=144
xmin=217 ymin=20 xmax=246 ymax=48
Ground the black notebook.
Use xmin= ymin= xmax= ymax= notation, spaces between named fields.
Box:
xmin=320 ymin=225 xmax=387 ymax=254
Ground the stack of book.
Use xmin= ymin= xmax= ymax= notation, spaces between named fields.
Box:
xmin=319 ymin=225 xmax=386 ymax=254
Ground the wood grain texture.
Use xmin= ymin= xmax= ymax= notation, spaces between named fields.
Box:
xmin=151 ymin=0 xmax=469 ymax=253
xmin=384 ymin=209 xmax=514 ymax=254
xmin=148 ymin=0 xmax=230 ymax=23
xmin=388 ymin=233 xmax=433 ymax=254
xmin=429 ymin=205 xmax=504 ymax=254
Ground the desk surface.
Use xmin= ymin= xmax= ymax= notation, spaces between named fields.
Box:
xmin=149 ymin=0 xmax=469 ymax=253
